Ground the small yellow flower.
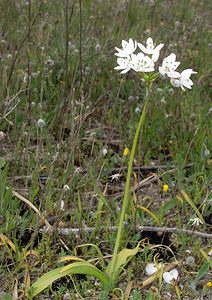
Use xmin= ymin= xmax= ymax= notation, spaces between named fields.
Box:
xmin=123 ymin=147 xmax=130 ymax=156
xmin=206 ymin=281 xmax=212 ymax=288
xmin=163 ymin=184 xmax=169 ymax=192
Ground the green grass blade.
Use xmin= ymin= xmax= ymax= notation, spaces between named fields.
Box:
xmin=181 ymin=190 xmax=205 ymax=223
xmin=195 ymin=262 xmax=209 ymax=283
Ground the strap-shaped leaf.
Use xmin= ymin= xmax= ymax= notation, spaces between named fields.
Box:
xmin=106 ymin=243 xmax=140 ymax=280
xmin=27 ymin=261 xmax=110 ymax=297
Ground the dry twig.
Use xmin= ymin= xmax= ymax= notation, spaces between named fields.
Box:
xmin=54 ymin=225 xmax=212 ymax=239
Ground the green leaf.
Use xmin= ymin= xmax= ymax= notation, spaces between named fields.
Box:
xmin=106 ymin=243 xmax=140 ymax=279
xmin=27 ymin=261 xmax=110 ymax=297
xmin=163 ymin=198 xmax=177 ymax=213
xmin=195 ymin=262 xmax=209 ymax=283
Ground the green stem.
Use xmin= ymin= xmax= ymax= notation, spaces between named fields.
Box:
xmin=109 ymin=82 xmax=152 ymax=281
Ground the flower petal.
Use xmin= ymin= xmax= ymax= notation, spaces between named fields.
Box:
xmin=114 ymin=66 xmax=125 ymax=70
xmin=154 ymin=43 xmax=164 ymax=52
xmin=146 ymin=37 xmax=153 ymax=45
xmin=128 ymin=38 xmax=134 ymax=48
xmin=181 ymin=79 xmax=192 ymax=89
xmin=145 ymin=263 xmax=157 ymax=275
xmin=163 ymin=272 xmax=173 ymax=284
xmin=170 ymin=78 xmax=181 ymax=88
xmin=136 ymin=52 xmax=145 ymax=59
xmin=174 ymin=62 xmax=180 ymax=69
xmin=115 ymin=52 xmax=129 ymax=57
xmin=168 ymin=53 xmax=176 ymax=61
xmin=167 ymin=71 xmax=181 ymax=78
xmin=122 ymin=40 xmax=128 ymax=48
xmin=137 ymin=43 xmax=148 ymax=53
xmin=163 ymin=269 xmax=179 ymax=284
xmin=152 ymin=50 xmax=160 ymax=62
xmin=181 ymin=68 xmax=197 ymax=78
xmin=120 ymin=68 xmax=130 ymax=74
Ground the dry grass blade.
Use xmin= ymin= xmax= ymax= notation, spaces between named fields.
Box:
xmin=138 ymin=205 xmax=161 ymax=225
xmin=13 ymin=279 xmax=18 ymax=300
xmin=111 ymin=293 xmax=120 ymax=300
xmin=124 ymin=281 xmax=133 ymax=300
xmin=0 ymin=233 xmax=16 ymax=252
xmin=12 ymin=190 xmax=51 ymax=229
xmin=59 ymin=256 xmax=85 ymax=263
xmin=12 ymin=190 xmax=70 ymax=251
xmin=24 ymin=263 xmax=31 ymax=293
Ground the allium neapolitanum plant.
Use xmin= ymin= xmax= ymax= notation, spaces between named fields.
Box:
xmin=27 ymin=38 xmax=197 ymax=298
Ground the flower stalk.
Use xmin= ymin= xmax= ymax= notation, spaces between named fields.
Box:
xmin=109 ymin=81 xmax=152 ymax=281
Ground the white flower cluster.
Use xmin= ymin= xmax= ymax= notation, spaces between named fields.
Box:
xmin=114 ymin=37 xmax=197 ymax=91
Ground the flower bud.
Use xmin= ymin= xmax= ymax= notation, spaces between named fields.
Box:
xmin=163 ymin=184 xmax=169 ymax=192
xmin=123 ymin=147 xmax=129 ymax=156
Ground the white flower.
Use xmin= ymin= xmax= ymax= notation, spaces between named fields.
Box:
xmin=95 ymin=43 xmax=101 ymax=52
xmin=115 ymin=38 xmax=137 ymax=58
xmin=7 ymin=54 xmax=12 ymax=59
xmin=37 ymin=119 xmax=45 ymax=128
xmin=159 ymin=53 xmax=180 ymax=77
xmin=135 ymin=107 xmax=141 ymax=113
xmin=163 ymin=269 xmax=179 ymax=284
xmin=131 ymin=53 xmax=154 ymax=72
xmin=145 ymin=263 xmax=163 ymax=276
xmin=128 ymin=96 xmax=134 ymax=101
xmin=114 ymin=56 xmax=132 ymax=74
xmin=190 ymin=217 xmax=203 ymax=226
xmin=45 ymin=58 xmax=55 ymax=66
xmin=138 ymin=37 xmax=164 ymax=62
xmin=110 ymin=173 xmax=121 ymax=182
xmin=170 ymin=69 xmax=197 ymax=91
xmin=63 ymin=184 xmax=70 ymax=192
